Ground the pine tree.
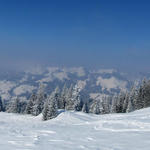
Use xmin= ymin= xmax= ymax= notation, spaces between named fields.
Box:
xmin=7 ymin=97 xmax=20 ymax=113
xmin=127 ymin=85 xmax=138 ymax=112
xmin=122 ymin=91 xmax=129 ymax=113
xmin=93 ymin=100 xmax=101 ymax=114
xmin=65 ymin=84 xmax=74 ymax=110
xmin=126 ymin=100 xmax=133 ymax=113
xmin=60 ymin=84 xmax=68 ymax=109
xmin=0 ymin=96 xmax=4 ymax=112
xmin=142 ymin=80 xmax=150 ymax=108
xmin=82 ymin=102 xmax=89 ymax=113
xmin=26 ymin=93 xmax=37 ymax=114
xmin=42 ymin=101 xmax=49 ymax=121
xmin=89 ymin=99 xmax=102 ymax=115
xmin=134 ymin=79 xmax=146 ymax=110
xmin=101 ymin=96 xmax=110 ymax=114
xmin=32 ymin=84 xmax=46 ymax=116
xmin=74 ymin=94 xmax=83 ymax=111
xmin=54 ymin=86 xmax=62 ymax=109
xmin=42 ymin=90 xmax=58 ymax=120
xmin=72 ymin=84 xmax=83 ymax=111
xmin=116 ymin=91 xmax=126 ymax=113
xmin=110 ymin=94 xmax=117 ymax=113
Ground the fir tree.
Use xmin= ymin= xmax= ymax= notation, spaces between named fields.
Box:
xmin=60 ymin=84 xmax=68 ymax=109
xmin=32 ymin=84 xmax=46 ymax=116
xmin=42 ymin=90 xmax=58 ymax=120
xmin=54 ymin=86 xmax=62 ymax=109
xmin=65 ymin=84 xmax=74 ymax=110
xmin=116 ymin=91 xmax=126 ymax=113
xmin=7 ymin=97 xmax=20 ymax=113
xmin=74 ymin=94 xmax=83 ymax=111
xmin=126 ymin=100 xmax=133 ymax=113
xmin=122 ymin=91 xmax=129 ymax=113
xmin=26 ymin=93 xmax=37 ymax=114
xmin=110 ymin=94 xmax=117 ymax=113
xmin=0 ymin=96 xmax=4 ymax=112
xmin=82 ymin=102 xmax=89 ymax=113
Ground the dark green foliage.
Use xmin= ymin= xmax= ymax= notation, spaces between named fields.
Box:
xmin=0 ymin=97 xmax=4 ymax=112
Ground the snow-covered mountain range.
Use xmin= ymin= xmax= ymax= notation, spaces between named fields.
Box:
xmin=0 ymin=67 xmax=141 ymax=101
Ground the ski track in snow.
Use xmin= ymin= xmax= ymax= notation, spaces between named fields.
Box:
xmin=0 ymin=109 xmax=150 ymax=150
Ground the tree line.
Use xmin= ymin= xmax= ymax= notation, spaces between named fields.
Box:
xmin=0 ymin=79 xmax=150 ymax=121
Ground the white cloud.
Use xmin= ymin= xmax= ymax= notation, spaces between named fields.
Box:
xmin=13 ymin=85 xmax=36 ymax=95
xmin=97 ymin=69 xmax=116 ymax=74
xmin=46 ymin=67 xmax=59 ymax=75
xmin=37 ymin=75 xmax=53 ymax=83
xmin=63 ymin=67 xmax=85 ymax=77
xmin=0 ymin=80 xmax=16 ymax=100
xmin=25 ymin=66 xmax=44 ymax=75
xmin=19 ymin=74 xmax=28 ymax=83
xmin=96 ymin=76 xmax=127 ymax=91
xmin=53 ymin=72 xmax=69 ymax=81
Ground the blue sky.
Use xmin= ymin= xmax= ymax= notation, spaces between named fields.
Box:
xmin=0 ymin=0 xmax=150 ymax=72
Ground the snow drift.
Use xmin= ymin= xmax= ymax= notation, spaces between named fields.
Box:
xmin=0 ymin=108 xmax=150 ymax=150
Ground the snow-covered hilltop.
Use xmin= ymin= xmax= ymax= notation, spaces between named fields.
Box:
xmin=0 ymin=108 xmax=150 ymax=150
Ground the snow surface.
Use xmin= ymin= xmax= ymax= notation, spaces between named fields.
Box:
xmin=0 ymin=108 xmax=150 ymax=150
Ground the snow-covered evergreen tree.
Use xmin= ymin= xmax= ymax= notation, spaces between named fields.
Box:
xmin=32 ymin=84 xmax=46 ymax=116
xmin=127 ymin=85 xmax=138 ymax=112
xmin=82 ymin=102 xmax=89 ymax=113
xmin=74 ymin=95 xmax=83 ymax=111
xmin=134 ymin=79 xmax=146 ymax=110
xmin=26 ymin=93 xmax=37 ymax=114
xmin=54 ymin=86 xmax=62 ymax=109
xmin=93 ymin=100 xmax=101 ymax=114
xmin=0 ymin=96 xmax=4 ymax=112
xmin=72 ymin=84 xmax=83 ymax=111
xmin=42 ymin=100 xmax=49 ymax=121
xmin=89 ymin=99 xmax=102 ymax=115
xmin=60 ymin=84 xmax=68 ymax=109
xmin=7 ymin=97 xmax=20 ymax=113
xmin=101 ymin=96 xmax=110 ymax=114
xmin=42 ymin=89 xmax=58 ymax=121
xmin=116 ymin=91 xmax=126 ymax=113
xmin=126 ymin=100 xmax=133 ymax=113
xmin=141 ymin=79 xmax=150 ymax=108
xmin=65 ymin=84 xmax=74 ymax=110
xmin=110 ymin=94 xmax=117 ymax=113
xmin=122 ymin=92 xmax=129 ymax=113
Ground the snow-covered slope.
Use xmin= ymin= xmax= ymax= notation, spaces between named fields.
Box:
xmin=1 ymin=108 xmax=150 ymax=150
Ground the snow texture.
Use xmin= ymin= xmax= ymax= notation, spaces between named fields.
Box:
xmin=0 ymin=108 xmax=150 ymax=150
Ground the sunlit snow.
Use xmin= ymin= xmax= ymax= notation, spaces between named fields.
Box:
xmin=0 ymin=108 xmax=150 ymax=150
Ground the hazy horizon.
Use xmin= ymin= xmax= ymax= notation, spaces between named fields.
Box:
xmin=0 ymin=0 xmax=150 ymax=73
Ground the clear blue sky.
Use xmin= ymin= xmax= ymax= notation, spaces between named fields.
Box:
xmin=0 ymin=0 xmax=150 ymax=72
